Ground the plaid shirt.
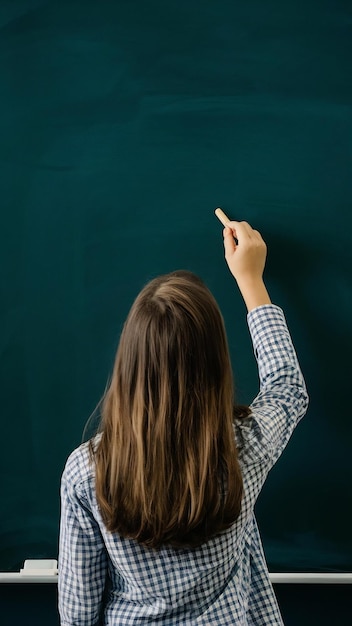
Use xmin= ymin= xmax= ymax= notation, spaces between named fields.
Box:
xmin=59 ymin=304 xmax=308 ymax=625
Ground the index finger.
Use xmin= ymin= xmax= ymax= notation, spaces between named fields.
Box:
xmin=215 ymin=209 xmax=240 ymax=245
xmin=227 ymin=220 xmax=254 ymax=240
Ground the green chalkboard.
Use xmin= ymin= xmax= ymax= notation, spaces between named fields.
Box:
xmin=0 ymin=0 xmax=351 ymax=572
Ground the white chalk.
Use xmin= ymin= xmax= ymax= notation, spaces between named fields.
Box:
xmin=215 ymin=208 xmax=239 ymax=245
xmin=214 ymin=208 xmax=231 ymax=227
xmin=20 ymin=559 xmax=58 ymax=576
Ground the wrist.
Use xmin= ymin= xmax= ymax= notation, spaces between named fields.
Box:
xmin=235 ymin=277 xmax=271 ymax=312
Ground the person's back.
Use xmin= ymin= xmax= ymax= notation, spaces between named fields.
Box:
xmin=58 ymin=219 xmax=308 ymax=625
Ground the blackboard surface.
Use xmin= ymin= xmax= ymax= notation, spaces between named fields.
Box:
xmin=1 ymin=0 xmax=351 ymax=572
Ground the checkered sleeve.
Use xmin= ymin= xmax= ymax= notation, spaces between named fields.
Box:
xmin=58 ymin=449 xmax=108 ymax=626
xmin=235 ymin=304 xmax=309 ymax=469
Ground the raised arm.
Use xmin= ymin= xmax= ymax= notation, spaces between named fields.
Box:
xmin=221 ymin=221 xmax=308 ymax=484
xmin=222 ymin=220 xmax=271 ymax=312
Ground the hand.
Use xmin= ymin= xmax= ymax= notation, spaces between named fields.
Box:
xmin=222 ymin=221 xmax=271 ymax=311
xmin=223 ymin=221 xmax=267 ymax=284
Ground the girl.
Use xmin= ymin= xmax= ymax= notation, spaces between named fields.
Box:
xmin=59 ymin=220 xmax=308 ymax=625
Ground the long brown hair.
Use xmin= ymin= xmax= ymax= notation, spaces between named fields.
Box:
xmin=91 ymin=271 xmax=249 ymax=548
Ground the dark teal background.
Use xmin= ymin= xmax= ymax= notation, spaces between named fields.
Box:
xmin=0 ymin=0 xmax=351 ymax=572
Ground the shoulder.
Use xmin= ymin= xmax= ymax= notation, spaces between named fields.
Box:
xmin=61 ymin=435 xmax=101 ymax=491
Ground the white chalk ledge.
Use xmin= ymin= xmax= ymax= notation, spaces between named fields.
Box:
xmin=0 ymin=572 xmax=352 ymax=584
